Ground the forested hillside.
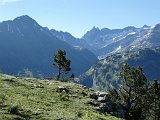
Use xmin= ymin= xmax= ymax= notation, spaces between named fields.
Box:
xmin=80 ymin=48 xmax=160 ymax=91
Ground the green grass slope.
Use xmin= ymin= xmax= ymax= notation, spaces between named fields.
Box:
xmin=0 ymin=74 xmax=120 ymax=120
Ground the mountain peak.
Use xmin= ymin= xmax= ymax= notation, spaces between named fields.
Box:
xmin=123 ymin=26 xmax=137 ymax=31
xmin=14 ymin=15 xmax=36 ymax=23
xmin=91 ymin=26 xmax=100 ymax=31
xmin=16 ymin=15 xmax=31 ymax=18
xmin=0 ymin=15 xmax=42 ymax=34
xmin=142 ymin=25 xmax=150 ymax=28
xmin=12 ymin=15 xmax=42 ymax=31
xmin=153 ymin=23 xmax=160 ymax=30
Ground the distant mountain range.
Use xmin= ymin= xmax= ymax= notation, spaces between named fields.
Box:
xmin=51 ymin=23 xmax=160 ymax=59
xmin=87 ymin=25 xmax=160 ymax=59
xmin=1 ymin=15 xmax=160 ymax=89
xmin=0 ymin=15 xmax=98 ymax=77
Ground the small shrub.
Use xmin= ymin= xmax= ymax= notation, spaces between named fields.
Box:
xmin=59 ymin=93 xmax=69 ymax=101
xmin=0 ymin=94 xmax=7 ymax=107
xmin=8 ymin=104 xmax=20 ymax=115
xmin=77 ymin=111 xmax=83 ymax=118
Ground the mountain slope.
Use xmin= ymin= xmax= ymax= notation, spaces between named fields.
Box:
xmin=82 ymin=25 xmax=160 ymax=59
xmin=80 ymin=48 xmax=160 ymax=91
xmin=0 ymin=15 xmax=98 ymax=77
xmin=50 ymin=29 xmax=90 ymax=49
xmin=0 ymin=74 xmax=121 ymax=120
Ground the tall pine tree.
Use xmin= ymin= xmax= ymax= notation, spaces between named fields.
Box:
xmin=117 ymin=64 xmax=148 ymax=119
xmin=53 ymin=49 xmax=71 ymax=81
xmin=149 ymin=80 xmax=160 ymax=120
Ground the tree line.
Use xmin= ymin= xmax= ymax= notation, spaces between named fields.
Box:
xmin=109 ymin=63 xmax=160 ymax=120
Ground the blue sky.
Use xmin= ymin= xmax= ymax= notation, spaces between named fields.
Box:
xmin=0 ymin=0 xmax=160 ymax=38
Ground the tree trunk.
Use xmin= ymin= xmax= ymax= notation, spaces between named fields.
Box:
xmin=57 ymin=68 xmax=61 ymax=80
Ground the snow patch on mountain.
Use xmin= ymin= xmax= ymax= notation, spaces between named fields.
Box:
xmin=150 ymin=25 xmax=155 ymax=29
xmin=128 ymin=32 xmax=136 ymax=35
xmin=114 ymin=45 xmax=122 ymax=53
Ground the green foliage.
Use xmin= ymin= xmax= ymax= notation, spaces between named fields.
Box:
xmin=109 ymin=64 xmax=160 ymax=120
xmin=80 ymin=47 xmax=160 ymax=91
xmin=119 ymin=64 xmax=148 ymax=119
xmin=0 ymin=74 xmax=120 ymax=120
xmin=59 ymin=92 xmax=70 ymax=101
xmin=77 ymin=111 xmax=84 ymax=118
xmin=0 ymin=93 xmax=7 ymax=107
xmin=8 ymin=104 xmax=20 ymax=115
xmin=148 ymin=80 xmax=160 ymax=120
xmin=53 ymin=49 xmax=71 ymax=81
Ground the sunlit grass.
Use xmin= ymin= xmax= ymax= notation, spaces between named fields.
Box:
xmin=0 ymin=74 xmax=121 ymax=120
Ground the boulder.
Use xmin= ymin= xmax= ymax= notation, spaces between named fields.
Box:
xmin=90 ymin=91 xmax=109 ymax=102
xmin=56 ymin=86 xmax=71 ymax=94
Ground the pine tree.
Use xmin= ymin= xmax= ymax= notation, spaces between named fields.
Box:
xmin=150 ymin=80 xmax=160 ymax=120
xmin=53 ymin=49 xmax=71 ymax=81
xmin=109 ymin=64 xmax=160 ymax=119
xmin=118 ymin=64 xmax=148 ymax=119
